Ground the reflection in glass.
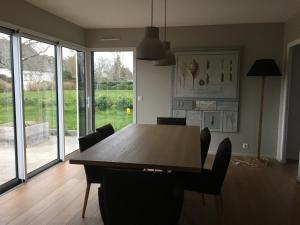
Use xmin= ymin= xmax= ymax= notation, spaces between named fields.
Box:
xmin=62 ymin=47 xmax=79 ymax=155
xmin=62 ymin=48 xmax=86 ymax=155
xmin=21 ymin=37 xmax=58 ymax=173
xmin=93 ymin=52 xmax=134 ymax=131
xmin=0 ymin=32 xmax=16 ymax=185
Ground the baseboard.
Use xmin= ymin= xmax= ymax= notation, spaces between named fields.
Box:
xmin=227 ymin=152 xmax=276 ymax=159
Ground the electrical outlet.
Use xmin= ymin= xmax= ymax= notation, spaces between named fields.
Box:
xmin=242 ymin=143 xmax=249 ymax=150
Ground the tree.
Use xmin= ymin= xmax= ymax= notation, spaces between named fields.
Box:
xmin=0 ymin=38 xmax=11 ymax=69
xmin=94 ymin=56 xmax=112 ymax=82
xmin=63 ymin=54 xmax=76 ymax=80
xmin=108 ymin=53 xmax=133 ymax=81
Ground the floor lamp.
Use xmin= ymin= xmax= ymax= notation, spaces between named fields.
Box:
xmin=247 ymin=59 xmax=282 ymax=160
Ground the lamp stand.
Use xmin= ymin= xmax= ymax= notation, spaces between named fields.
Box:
xmin=257 ymin=76 xmax=265 ymax=160
xmin=231 ymin=76 xmax=269 ymax=168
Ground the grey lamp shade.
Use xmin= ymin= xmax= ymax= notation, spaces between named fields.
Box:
xmin=247 ymin=59 xmax=282 ymax=76
xmin=154 ymin=41 xmax=176 ymax=66
xmin=136 ymin=27 xmax=165 ymax=60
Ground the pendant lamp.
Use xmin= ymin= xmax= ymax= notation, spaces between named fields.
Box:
xmin=136 ymin=0 xmax=165 ymax=60
xmin=154 ymin=0 xmax=176 ymax=66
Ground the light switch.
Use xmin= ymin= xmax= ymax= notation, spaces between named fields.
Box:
xmin=138 ymin=96 xmax=143 ymax=101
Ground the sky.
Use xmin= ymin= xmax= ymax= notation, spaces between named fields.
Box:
xmin=94 ymin=51 xmax=134 ymax=73
xmin=1 ymin=34 xmax=134 ymax=74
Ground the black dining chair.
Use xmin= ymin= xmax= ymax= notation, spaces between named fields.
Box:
xmin=78 ymin=130 xmax=109 ymax=218
xmin=177 ymin=138 xmax=232 ymax=215
xmin=96 ymin=123 xmax=115 ymax=139
xmin=79 ymin=124 xmax=116 ymax=218
xmin=157 ymin=117 xmax=186 ymax=125
xmin=200 ymin=127 xmax=211 ymax=168
xmin=98 ymin=169 xmax=184 ymax=225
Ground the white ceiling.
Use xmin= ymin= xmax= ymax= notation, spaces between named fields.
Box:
xmin=25 ymin=0 xmax=300 ymax=29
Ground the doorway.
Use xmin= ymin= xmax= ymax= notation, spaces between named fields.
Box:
xmin=91 ymin=50 xmax=135 ymax=131
xmin=285 ymin=44 xmax=300 ymax=162
xmin=279 ymin=42 xmax=300 ymax=182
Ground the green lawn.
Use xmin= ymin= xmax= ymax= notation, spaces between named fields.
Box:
xmin=0 ymin=89 xmax=133 ymax=131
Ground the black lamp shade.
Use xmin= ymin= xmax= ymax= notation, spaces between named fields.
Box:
xmin=247 ymin=59 xmax=282 ymax=77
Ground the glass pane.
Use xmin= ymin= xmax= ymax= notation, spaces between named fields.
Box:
xmin=93 ymin=52 xmax=134 ymax=131
xmin=0 ymin=32 xmax=16 ymax=185
xmin=62 ymin=47 xmax=79 ymax=155
xmin=21 ymin=37 xmax=58 ymax=173
xmin=77 ymin=51 xmax=86 ymax=137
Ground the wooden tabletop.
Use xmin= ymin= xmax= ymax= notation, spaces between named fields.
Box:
xmin=70 ymin=124 xmax=201 ymax=172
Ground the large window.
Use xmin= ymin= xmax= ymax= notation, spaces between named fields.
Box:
xmin=92 ymin=51 xmax=134 ymax=131
xmin=21 ymin=37 xmax=58 ymax=174
xmin=0 ymin=31 xmax=17 ymax=186
xmin=62 ymin=47 xmax=86 ymax=155
xmin=0 ymin=26 xmax=87 ymax=194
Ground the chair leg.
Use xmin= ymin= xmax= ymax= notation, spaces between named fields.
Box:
xmin=82 ymin=183 xmax=91 ymax=218
xmin=219 ymin=193 xmax=224 ymax=213
xmin=202 ymin=193 xmax=206 ymax=206
xmin=215 ymin=194 xmax=223 ymax=224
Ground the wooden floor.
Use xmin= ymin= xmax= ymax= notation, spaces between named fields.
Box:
xmin=0 ymin=156 xmax=299 ymax=225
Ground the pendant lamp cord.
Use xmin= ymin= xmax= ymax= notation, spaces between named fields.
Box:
xmin=151 ymin=0 xmax=153 ymax=27
xmin=164 ymin=0 xmax=167 ymax=41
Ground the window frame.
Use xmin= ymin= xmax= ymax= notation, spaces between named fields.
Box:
xmin=89 ymin=47 xmax=137 ymax=131
xmin=20 ymin=34 xmax=61 ymax=177
xmin=0 ymin=27 xmax=22 ymax=194
xmin=0 ymin=22 xmax=88 ymax=194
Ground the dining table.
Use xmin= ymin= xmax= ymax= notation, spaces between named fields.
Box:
xmin=69 ymin=123 xmax=202 ymax=172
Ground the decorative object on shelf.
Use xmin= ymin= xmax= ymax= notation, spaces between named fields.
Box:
xmin=195 ymin=101 xmax=217 ymax=111
xmin=221 ymin=58 xmax=225 ymax=82
xmin=189 ymin=59 xmax=199 ymax=88
xmin=203 ymin=111 xmax=223 ymax=132
xmin=172 ymin=48 xmax=240 ymax=133
xmin=174 ymin=49 xmax=240 ymax=99
xmin=186 ymin=111 xmax=202 ymax=126
xmin=206 ymin=59 xmax=210 ymax=84
xmin=199 ymin=79 xmax=205 ymax=86
xmin=180 ymin=62 xmax=188 ymax=88
xmin=136 ymin=0 xmax=165 ymax=60
xmin=229 ymin=60 xmax=233 ymax=81
xmin=223 ymin=111 xmax=238 ymax=132
xmin=173 ymin=99 xmax=239 ymax=132
xmin=154 ymin=0 xmax=176 ymax=66
xmin=247 ymin=59 xmax=282 ymax=160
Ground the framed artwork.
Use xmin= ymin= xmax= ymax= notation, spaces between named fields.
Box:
xmin=222 ymin=111 xmax=238 ymax=132
xmin=186 ymin=111 xmax=202 ymax=126
xmin=173 ymin=110 xmax=186 ymax=118
xmin=203 ymin=111 xmax=223 ymax=132
xmin=174 ymin=49 xmax=240 ymax=99
xmin=171 ymin=48 xmax=240 ymax=133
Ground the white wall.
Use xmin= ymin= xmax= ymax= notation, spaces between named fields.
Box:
xmin=87 ymin=23 xmax=284 ymax=158
xmin=0 ymin=0 xmax=86 ymax=45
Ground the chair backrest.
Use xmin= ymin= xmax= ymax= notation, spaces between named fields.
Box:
xmin=99 ymin=169 xmax=184 ymax=225
xmin=96 ymin=123 xmax=115 ymax=139
xmin=157 ymin=117 xmax=186 ymax=125
xmin=78 ymin=131 xmax=104 ymax=152
xmin=200 ymin=127 xmax=211 ymax=168
xmin=212 ymin=138 xmax=232 ymax=189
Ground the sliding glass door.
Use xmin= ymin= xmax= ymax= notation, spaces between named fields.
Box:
xmin=21 ymin=37 xmax=58 ymax=174
xmin=62 ymin=47 xmax=86 ymax=155
xmin=0 ymin=31 xmax=17 ymax=187
xmin=0 ymin=27 xmax=88 ymax=194
xmin=92 ymin=51 xmax=134 ymax=131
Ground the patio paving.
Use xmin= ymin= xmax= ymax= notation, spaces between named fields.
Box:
xmin=0 ymin=135 xmax=78 ymax=185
